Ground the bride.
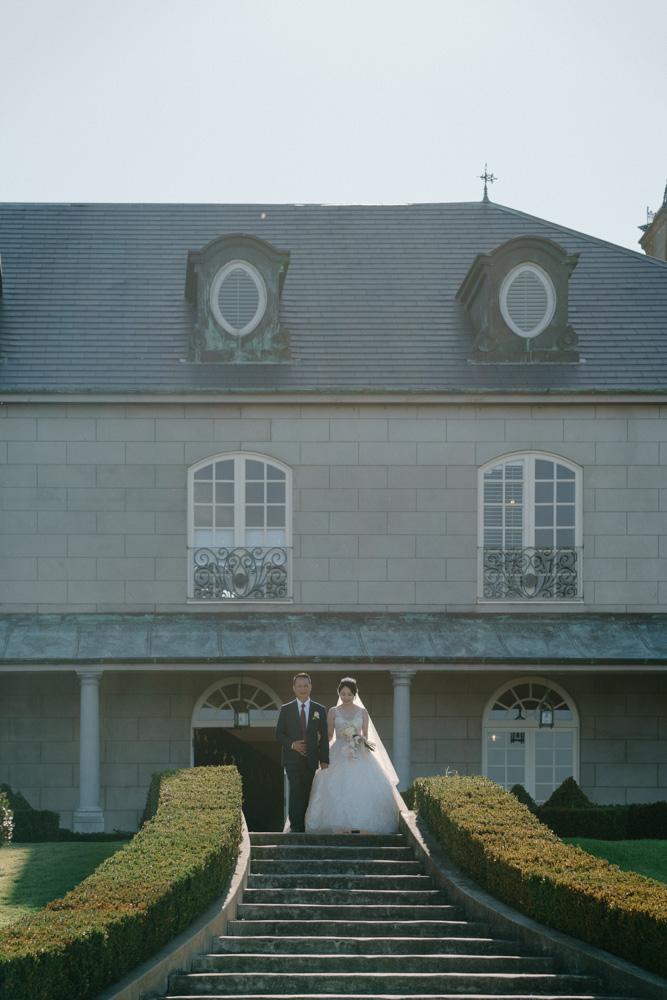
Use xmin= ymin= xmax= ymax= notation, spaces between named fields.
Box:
xmin=305 ymin=676 xmax=401 ymax=833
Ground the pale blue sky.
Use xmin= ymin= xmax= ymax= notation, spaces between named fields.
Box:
xmin=1 ymin=0 xmax=666 ymax=251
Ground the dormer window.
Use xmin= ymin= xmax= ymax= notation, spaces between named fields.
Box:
xmin=500 ymin=263 xmax=555 ymax=339
xmin=211 ymin=260 xmax=267 ymax=336
xmin=456 ymin=235 xmax=579 ymax=363
xmin=185 ymin=234 xmax=291 ymax=363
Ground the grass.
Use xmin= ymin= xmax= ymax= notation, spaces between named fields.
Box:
xmin=563 ymin=838 xmax=667 ymax=885
xmin=0 ymin=842 xmax=126 ymax=927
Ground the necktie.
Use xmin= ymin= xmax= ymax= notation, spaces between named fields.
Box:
xmin=300 ymin=703 xmax=307 ymax=744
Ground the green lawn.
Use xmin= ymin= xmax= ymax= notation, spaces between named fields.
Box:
xmin=563 ymin=838 xmax=667 ymax=885
xmin=0 ymin=842 xmax=127 ymax=927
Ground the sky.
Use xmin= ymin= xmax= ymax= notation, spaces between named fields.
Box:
xmin=1 ymin=0 xmax=666 ymax=253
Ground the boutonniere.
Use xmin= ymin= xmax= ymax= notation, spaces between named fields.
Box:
xmin=313 ymin=711 xmax=320 ymax=720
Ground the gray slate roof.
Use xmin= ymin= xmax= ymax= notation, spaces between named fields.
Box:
xmin=1 ymin=612 xmax=667 ymax=667
xmin=1 ymin=201 xmax=666 ymax=394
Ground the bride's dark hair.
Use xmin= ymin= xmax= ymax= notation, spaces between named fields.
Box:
xmin=338 ymin=676 xmax=357 ymax=695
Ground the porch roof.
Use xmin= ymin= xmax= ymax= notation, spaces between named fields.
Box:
xmin=1 ymin=612 xmax=667 ymax=669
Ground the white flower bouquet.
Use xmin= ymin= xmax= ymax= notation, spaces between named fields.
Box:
xmin=339 ymin=721 xmax=376 ymax=759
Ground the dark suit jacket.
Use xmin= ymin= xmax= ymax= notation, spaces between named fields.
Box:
xmin=275 ymin=699 xmax=330 ymax=769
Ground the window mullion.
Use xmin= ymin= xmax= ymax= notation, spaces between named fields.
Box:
xmin=526 ymin=730 xmax=536 ymax=799
xmin=187 ymin=467 xmax=194 ymax=547
xmin=234 ymin=456 xmax=244 ymax=547
xmin=525 ymin=460 xmax=535 ymax=549
xmin=285 ymin=468 xmax=293 ymax=546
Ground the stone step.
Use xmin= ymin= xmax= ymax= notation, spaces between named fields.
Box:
xmin=249 ymin=833 xmax=405 ymax=847
xmin=249 ymin=859 xmax=423 ymax=875
xmin=169 ymin=832 xmax=618 ymax=1000
xmin=165 ymin=994 xmax=630 ymax=1000
xmin=242 ymin=888 xmax=447 ymax=905
xmin=250 ymin=844 xmax=414 ymax=861
xmin=213 ymin=935 xmax=521 ymax=956
xmin=192 ymin=953 xmax=557 ymax=974
xmin=246 ymin=873 xmax=434 ymax=891
xmin=236 ymin=903 xmax=464 ymax=921
xmin=227 ymin=919 xmax=490 ymax=938
xmin=167 ymin=970 xmax=601 ymax=995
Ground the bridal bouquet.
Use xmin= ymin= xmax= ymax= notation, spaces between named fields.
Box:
xmin=339 ymin=721 xmax=376 ymax=759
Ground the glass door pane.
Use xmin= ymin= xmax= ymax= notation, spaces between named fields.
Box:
xmin=534 ymin=729 xmax=574 ymax=802
xmin=486 ymin=730 xmax=526 ymax=790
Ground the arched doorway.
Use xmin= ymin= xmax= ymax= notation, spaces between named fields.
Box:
xmin=191 ymin=676 xmax=284 ymax=830
xmin=482 ymin=677 xmax=579 ymax=803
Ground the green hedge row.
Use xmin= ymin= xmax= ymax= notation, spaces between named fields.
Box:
xmin=0 ymin=784 xmax=134 ymax=843
xmin=0 ymin=790 xmax=13 ymax=846
xmin=57 ymin=829 xmax=134 ymax=843
xmin=410 ymin=774 xmax=667 ymax=978
xmin=536 ymin=802 xmax=667 ymax=840
xmin=0 ymin=784 xmax=59 ymax=843
xmin=510 ymin=780 xmax=667 ymax=840
xmin=0 ymin=766 xmax=243 ymax=1000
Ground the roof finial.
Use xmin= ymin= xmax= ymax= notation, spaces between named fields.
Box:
xmin=478 ymin=163 xmax=497 ymax=203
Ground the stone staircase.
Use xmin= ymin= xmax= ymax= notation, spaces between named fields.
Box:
xmin=164 ymin=831 xmax=635 ymax=1000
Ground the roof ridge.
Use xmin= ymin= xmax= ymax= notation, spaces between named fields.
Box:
xmin=487 ymin=200 xmax=667 ymax=268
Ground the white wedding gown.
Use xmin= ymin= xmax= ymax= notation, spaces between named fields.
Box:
xmin=305 ymin=707 xmax=399 ymax=833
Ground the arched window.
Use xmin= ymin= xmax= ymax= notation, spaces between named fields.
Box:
xmin=192 ymin=676 xmax=282 ymax=729
xmin=482 ymin=677 xmax=579 ymax=803
xmin=188 ymin=452 xmax=292 ymax=601
xmin=478 ymin=452 xmax=582 ymax=601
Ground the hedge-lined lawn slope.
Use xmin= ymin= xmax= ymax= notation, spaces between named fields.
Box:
xmin=564 ymin=838 xmax=667 ymax=887
xmin=411 ymin=774 xmax=667 ymax=978
xmin=0 ymin=843 xmax=126 ymax=927
xmin=0 ymin=766 xmax=243 ymax=1000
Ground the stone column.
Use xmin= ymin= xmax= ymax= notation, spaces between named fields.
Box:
xmin=74 ymin=669 xmax=105 ymax=833
xmin=390 ymin=668 xmax=416 ymax=791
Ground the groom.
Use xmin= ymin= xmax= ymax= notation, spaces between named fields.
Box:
xmin=275 ymin=672 xmax=329 ymax=832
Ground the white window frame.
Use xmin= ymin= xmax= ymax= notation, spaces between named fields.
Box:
xmin=481 ymin=676 xmax=580 ymax=804
xmin=210 ymin=259 xmax=267 ymax=336
xmin=477 ymin=451 xmax=583 ymax=603
xmin=500 ymin=262 xmax=556 ymax=339
xmin=187 ymin=451 xmax=292 ymax=603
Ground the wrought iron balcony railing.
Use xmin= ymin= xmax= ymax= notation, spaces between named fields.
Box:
xmin=480 ymin=546 xmax=581 ymax=601
xmin=190 ymin=546 xmax=291 ymax=601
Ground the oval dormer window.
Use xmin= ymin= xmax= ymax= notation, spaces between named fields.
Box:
xmin=210 ymin=260 xmax=267 ymax=337
xmin=500 ymin=263 xmax=556 ymax=339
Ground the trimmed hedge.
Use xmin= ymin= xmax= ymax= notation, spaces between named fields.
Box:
xmin=11 ymin=809 xmax=60 ymax=843
xmin=509 ymin=783 xmax=537 ymax=812
xmin=57 ymin=829 xmax=134 ymax=843
xmin=628 ymin=801 xmax=667 ymax=840
xmin=0 ymin=784 xmax=132 ymax=844
xmin=0 ymin=765 xmax=243 ymax=1000
xmin=543 ymin=776 xmax=593 ymax=809
xmin=509 ymin=780 xmax=667 ymax=840
xmin=0 ymin=784 xmax=60 ymax=843
xmin=537 ymin=804 xmax=630 ymax=840
xmin=0 ymin=790 xmax=13 ymax=846
xmin=410 ymin=774 xmax=667 ymax=978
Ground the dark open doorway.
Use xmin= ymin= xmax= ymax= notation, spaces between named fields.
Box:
xmin=193 ymin=727 xmax=283 ymax=831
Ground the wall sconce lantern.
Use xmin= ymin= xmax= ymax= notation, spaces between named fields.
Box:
xmin=538 ymin=698 xmax=554 ymax=728
xmin=234 ymin=703 xmax=251 ymax=728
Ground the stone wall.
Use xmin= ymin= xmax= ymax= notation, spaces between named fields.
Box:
xmin=1 ymin=667 xmax=665 ymax=832
xmin=2 ymin=399 xmax=667 ymax=613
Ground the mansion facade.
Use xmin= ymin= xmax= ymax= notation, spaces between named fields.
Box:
xmin=1 ymin=199 xmax=666 ymax=831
